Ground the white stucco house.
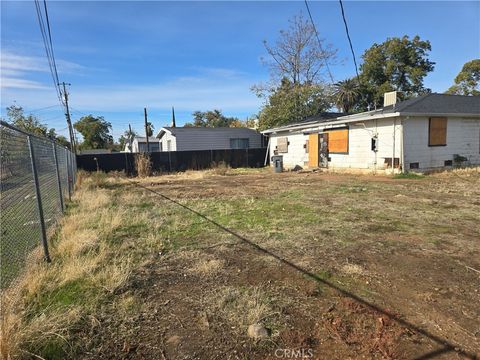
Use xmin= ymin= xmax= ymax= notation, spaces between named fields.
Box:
xmin=123 ymin=136 xmax=162 ymax=153
xmin=262 ymin=93 xmax=480 ymax=172
xmin=156 ymin=127 xmax=264 ymax=151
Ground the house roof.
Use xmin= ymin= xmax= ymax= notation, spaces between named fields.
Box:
xmin=260 ymin=112 xmax=345 ymax=134
xmin=157 ymin=126 xmax=259 ymax=138
xmin=134 ymin=136 xmax=160 ymax=142
xmin=262 ymin=94 xmax=480 ymax=134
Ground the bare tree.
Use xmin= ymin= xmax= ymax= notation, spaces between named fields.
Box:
xmin=261 ymin=14 xmax=337 ymax=86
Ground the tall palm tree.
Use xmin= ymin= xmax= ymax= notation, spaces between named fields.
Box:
xmin=333 ymin=78 xmax=360 ymax=113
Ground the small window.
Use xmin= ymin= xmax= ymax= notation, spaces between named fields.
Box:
xmin=277 ymin=137 xmax=288 ymax=153
xmin=444 ymin=160 xmax=453 ymax=167
xmin=305 ymin=139 xmax=309 ymax=153
xmin=410 ymin=162 xmax=419 ymax=169
xmin=167 ymin=140 xmax=172 ymax=151
xmin=230 ymin=138 xmax=249 ymax=149
xmin=429 ymin=117 xmax=447 ymax=146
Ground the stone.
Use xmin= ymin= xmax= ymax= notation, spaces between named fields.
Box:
xmin=247 ymin=323 xmax=269 ymax=339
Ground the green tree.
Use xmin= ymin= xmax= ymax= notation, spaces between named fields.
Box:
xmin=119 ymin=128 xmax=138 ymax=151
xmin=446 ymin=59 xmax=480 ymax=96
xmin=145 ymin=122 xmax=154 ymax=137
xmin=6 ymin=105 xmax=48 ymax=136
xmin=360 ymin=35 xmax=435 ymax=108
xmin=73 ymin=115 xmax=113 ymax=149
xmin=5 ymin=104 xmax=71 ymax=148
xmin=185 ymin=110 xmax=240 ymax=128
xmin=333 ymin=78 xmax=361 ymax=113
xmin=258 ymin=78 xmax=332 ymax=130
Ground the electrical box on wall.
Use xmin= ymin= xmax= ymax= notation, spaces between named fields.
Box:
xmin=371 ymin=137 xmax=378 ymax=152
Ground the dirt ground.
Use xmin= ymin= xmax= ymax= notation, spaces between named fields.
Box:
xmin=29 ymin=169 xmax=480 ymax=359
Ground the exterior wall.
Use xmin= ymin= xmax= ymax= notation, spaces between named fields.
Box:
xmin=159 ymin=132 xmax=177 ymax=152
xmin=174 ymin=129 xmax=262 ymax=151
xmin=403 ymin=116 xmax=480 ymax=171
xmin=131 ymin=139 xmax=162 ymax=152
xmin=269 ymin=117 xmax=403 ymax=171
xmin=269 ymin=132 xmax=309 ymax=169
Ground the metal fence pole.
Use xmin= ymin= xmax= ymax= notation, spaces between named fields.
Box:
xmin=28 ymin=136 xmax=51 ymax=263
xmin=52 ymin=142 xmax=64 ymax=212
xmin=66 ymin=148 xmax=72 ymax=201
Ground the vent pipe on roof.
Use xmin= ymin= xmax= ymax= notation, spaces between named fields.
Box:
xmin=383 ymin=91 xmax=398 ymax=107
xmin=171 ymin=106 xmax=176 ymax=127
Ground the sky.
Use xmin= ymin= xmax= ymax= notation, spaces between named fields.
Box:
xmin=1 ymin=1 xmax=479 ymax=140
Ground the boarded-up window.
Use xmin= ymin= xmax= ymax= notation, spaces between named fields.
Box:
xmin=429 ymin=117 xmax=447 ymax=146
xmin=325 ymin=128 xmax=349 ymax=153
xmin=277 ymin=137 xmax=288 ymax=153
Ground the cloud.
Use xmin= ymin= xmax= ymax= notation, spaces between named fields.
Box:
xmin=0 ymin=50 xmax=87 ymax=90
xmin=0 ymin=77 xmax=48 ymax=90
xmin=70 ymin=71 xmax=262 ymax=112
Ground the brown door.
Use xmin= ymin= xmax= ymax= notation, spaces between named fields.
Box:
xmin=308 ymin=133 xmax=319 ymax=167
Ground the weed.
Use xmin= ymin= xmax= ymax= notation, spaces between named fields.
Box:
xmin=393 ymin=172 xmax=425 ymax=179
xmin=135 ymin=153 xmax=152 ymax=177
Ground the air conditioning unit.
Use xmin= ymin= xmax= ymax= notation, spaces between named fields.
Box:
xmin=383 ymin=91 xmax=398 ymax=107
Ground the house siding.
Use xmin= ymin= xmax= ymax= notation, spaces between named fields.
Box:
xmin=269 ymin=118 xmax=403 ymax=171
xmin=403 ymin=116 xmax=480 ymax=170
xmin=159 ymin=132 xmax=177 ymax=151
xmin=160 ymin=128 xmax=262 ymax=151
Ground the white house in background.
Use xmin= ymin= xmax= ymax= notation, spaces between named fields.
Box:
xmin=123 ymin=136 xmax=162 ymax=152
xmin=262 ymin=93 xmax=480 ymax=172
xmin=156 ymin=127 xmax=264 ymax=151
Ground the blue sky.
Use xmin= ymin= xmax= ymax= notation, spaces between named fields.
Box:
xmin=1 ymin=1 xmax=479 ymax=140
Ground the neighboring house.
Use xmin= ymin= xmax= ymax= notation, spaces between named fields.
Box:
xmin=124 ymin=137 xmax=162 ymax=152
xmin=79 ymin=149 xmax=113 ymax=155
xmin=156 ymin=127 xmax=264 ymax=151
xmin=262 ymin=93 xmax=480 ymax=172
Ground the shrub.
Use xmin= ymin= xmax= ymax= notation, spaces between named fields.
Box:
xmin=135 ymin=153 xmax=152 ymax=177
xmin=211 ymin=161 xmax=229 ymax=176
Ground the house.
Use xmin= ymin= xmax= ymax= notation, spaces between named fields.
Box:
xmin=80 ymin=149 xmax=113 ymax=155
xmin=156 ymin=127 xmax=265 ymax=151
xmin=124 ymin=136 xmax=162 ymax=152
xmin=262 ymin=93 xmax=480 ymax=172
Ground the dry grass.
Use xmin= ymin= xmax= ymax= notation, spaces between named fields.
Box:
xmin=210 ymin=161 xmax=230 ymax=176
xmin=190 ymin=258 xmax=225 ymax=276
xmin=135 ymin=153 xmax=152 ymax=177
xmin=209 ymin=286 xmax=275 ymax=333
xmin=0 ymin=175 xmax=141 ymax=359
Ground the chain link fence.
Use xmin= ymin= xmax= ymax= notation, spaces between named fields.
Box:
xmin=0 ymin=121 xmax=76 ymax=289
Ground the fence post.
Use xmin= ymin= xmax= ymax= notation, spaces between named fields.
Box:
xmin=28 ymin=136 xmax=51 ymax=263
xmin=66 ymin=148 xmax=72 ymax=201
xmin=52 ymin=142 xmax=64 ymax=212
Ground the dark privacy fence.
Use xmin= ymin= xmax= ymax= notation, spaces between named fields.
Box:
xmin=76 ymin=148 xmax=267 ymax=175
xmin=0 ymin=121 xmax=77 ymax=289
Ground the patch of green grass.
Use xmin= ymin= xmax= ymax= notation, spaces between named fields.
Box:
xmin=393 ymin=172 xmax=425 ymax=179
xmin=35 ymin=337 xmax=69 ymax=360
xmin=26 ymin=278 xmax=96 ymax=318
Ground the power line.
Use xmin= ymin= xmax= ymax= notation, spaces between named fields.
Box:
xmin=338 ymin=0 xmax=360 ymax=80
xmin=24 ymin=104 xmax=62 ymax=114
xmin=304 ymin=0 xmax=335 ymax=84
xmin=34 ymin=0 xmax=63 ymax=105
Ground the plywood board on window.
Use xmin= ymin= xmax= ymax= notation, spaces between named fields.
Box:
xmin=429 ymin=117 xmax=447 ymax=146
xmin=325 ymin=128 xmax=349 ymax=153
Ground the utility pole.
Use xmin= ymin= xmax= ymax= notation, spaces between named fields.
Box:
xmin=59 ymin=82 xmax=76 ymax=153
xmin=144 ymin=107 xmax=150 ymax=153
xmin=128 ymin=124 xmax=133 ymax=152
